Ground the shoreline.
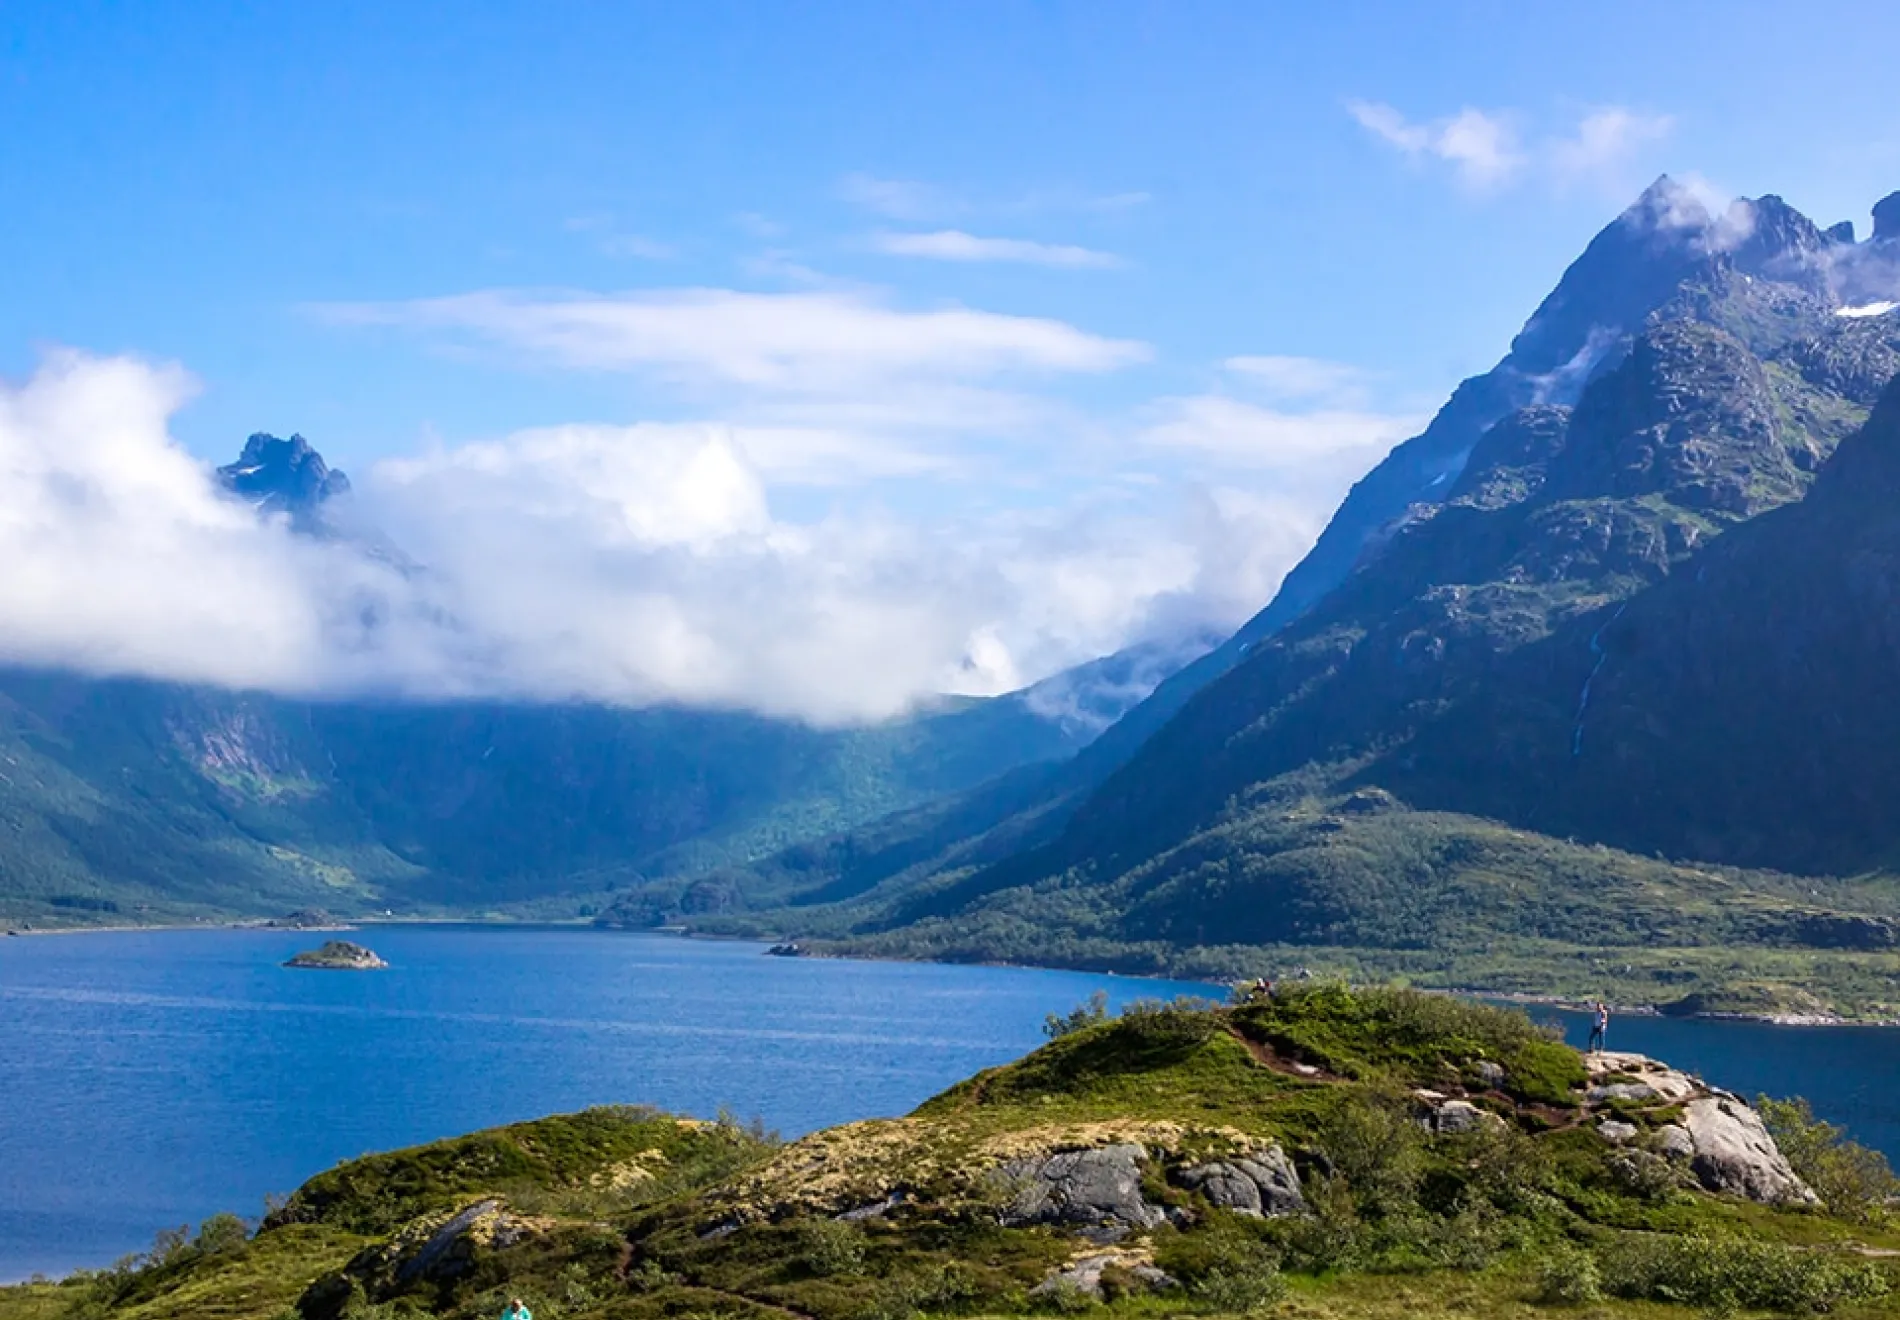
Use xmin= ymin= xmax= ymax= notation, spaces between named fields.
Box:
xmin=10 ymin=915 xmax=1897 ymax=1028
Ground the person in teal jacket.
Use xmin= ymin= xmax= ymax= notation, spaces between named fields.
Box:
xmin=503 ymin=1298 xmax=532 ymax=1320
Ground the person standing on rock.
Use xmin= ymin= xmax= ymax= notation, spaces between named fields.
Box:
xmin=1588 ymin=1001 xmax=1609 ymax=1053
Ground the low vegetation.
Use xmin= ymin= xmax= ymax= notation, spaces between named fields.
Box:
xmin=8 ymin=987 xmax=1900 ymax=1320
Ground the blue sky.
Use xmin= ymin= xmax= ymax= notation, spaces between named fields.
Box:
xmin=1 ymin=2 xmax=1897 ymax=717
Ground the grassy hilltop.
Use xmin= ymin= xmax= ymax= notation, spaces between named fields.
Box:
xmin=9 ymin=987 xmax=1900 ymax=1320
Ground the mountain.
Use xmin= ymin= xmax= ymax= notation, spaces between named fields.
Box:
xmin=635 ymin=180 xmax=1892 ymax=924
xmin=217 ymin=432 xmax=352 ymax=528
xmin=659 ymin=183 xmax=1900 ymax=1016
xmin=9 ymin=988 xmax=1891 ymax=1320
xmin=0 ymin=669 xmax=1097 ymax=925
xmin=1396 ymin=368 xmax=1900 ymax=874
xmin=0 ymin=435 xmax=1215 ymax=927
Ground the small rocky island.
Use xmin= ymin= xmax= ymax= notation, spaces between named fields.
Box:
xmin=284 ymin=940 xmax=388 ymax=970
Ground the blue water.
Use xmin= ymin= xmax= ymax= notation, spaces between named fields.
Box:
xmin=6 ymin=931 xmax=1899 ymax=1286
xmin=0 ymin=925 xmax=1221 ymax=1283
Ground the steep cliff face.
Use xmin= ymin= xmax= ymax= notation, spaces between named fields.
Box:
xmin=1080 ymin=178 xmax=1841 ymax=771
xmin=1398 ymin=372 xmax=1900 ymax=873
xmin=1054 ymin=291 xmax=1895 ymax=878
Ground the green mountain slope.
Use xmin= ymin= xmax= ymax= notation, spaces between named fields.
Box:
xmin=0 ymin=668 xmax=1105 ymax=926
xmin=10 ymin=990 xmax=1898 ymax=1320
xmin=624 ymin=185 xmax=1900 ymax=1017
xmin=1394 ymin=368 xmax=1900 ymax=874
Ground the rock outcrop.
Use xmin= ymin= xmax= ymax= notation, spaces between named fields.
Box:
xmin=301 ymin=1199 xmax=552 ymax=1319
xmin=1173 ymin=1148 xmax=1303 ymax=1217
xmin=1001 ymin=1145 xmax=1166 ymax=1237
xmin=284 ymin=940 xmax=388 ymax=970
xmin=1032 ymin=1248 xmax=1177 ymax=1300
xmin=1683 ymin=1095 xmax=1818 ymax=1206
xmin=1582 ymin=1052 xmax=1816 ymax=1205
xmin=1413 ymin=1091 xmax=1503 ymax=1135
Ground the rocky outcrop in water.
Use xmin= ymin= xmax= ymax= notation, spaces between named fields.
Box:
xmin=285 ymin=940 xmax=388 ymax=970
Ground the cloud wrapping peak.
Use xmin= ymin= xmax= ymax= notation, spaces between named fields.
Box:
xmin=0 ymin=350 xmax=1370 ymax=724
xmin=871 ymin=229 xmax=1122 ymax=269
xmin=0 ymin=352 xmax=403 ymax=691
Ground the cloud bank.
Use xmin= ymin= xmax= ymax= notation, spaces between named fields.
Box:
xmin=0 ymin=336 xmax=1406 ymax=723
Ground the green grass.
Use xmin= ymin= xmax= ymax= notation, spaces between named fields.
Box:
xmin=272 ymin=1107 xmax=770 ymax=1234
xmin=29 ymin=989 xmax=1900 ymax=1320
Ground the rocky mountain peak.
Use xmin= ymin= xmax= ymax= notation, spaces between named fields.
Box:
xmin=1874 ymin=190 xmax=1900 ymax=244
xmin=218 ymin=432 xmax=351 ymax=527
xmin=1727 ymin=193 xmax=1829 ymax=274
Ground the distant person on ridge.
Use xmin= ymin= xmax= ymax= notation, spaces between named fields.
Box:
xmin=1588 ymin=1001 xmax=1609 ymax=1053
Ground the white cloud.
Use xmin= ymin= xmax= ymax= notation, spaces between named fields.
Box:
xmin=317 ymin=288 xmax=1148 ymax=391
xmin=1222 ymin=355 xmax=1370 ymax=403
xmin=1348 ymin=101 xmax=1524 ymax=190
xmin=565 ymin=215 xmax=676 ymax=260
xmin=1141 ymin=395 xmax=1420 ymax=470
xmin=871 ymin=229 xmax=1122 ymax=269
xmin=0 ymin=352 xmax=409 ymax=692
xmin=1145 ymin=354 xmax=1422 ymax=476
xmin=1550 ymin=108 xmax=1675 ymax=189
xmin=1349 ymin=101 xmax=1673 ymax=195
xmin=0 ymin=349 xmax=1377 ymax=725
xmin=839 ymin=173 xmax=957 ymax=221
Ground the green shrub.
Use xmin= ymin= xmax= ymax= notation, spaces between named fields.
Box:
xmin=798 ymin=1218 xmax=866 ymax=1277
xmin=1461 ymin=1122 xmax=1557 ymax=1214
xmin=1605 ymin=1148 xmax=1679 ymax=1202
xmin=1384 ymin=1205 xmax=1510 ymax=1272
xmin=1536 ymin=1246 xmax=1603 ymax=1305
xmin=193 ymin=1212 xmax=250 ymax=1256
xmin=1115 ymin=997 xmax=1223 ymax=1047
xmin=1759 ymin=1095 xmax=1900 ymax=1223
xmin=1044 ymin=991 xmax=1110 ymax=1040
xmin=860 ymin=1262 xmax=982 ymax=1320
xmin=1151 ymin=1215 xmax=1280 ymax=1283
xmin=1194 ymin=1264 xmax=1288 ymax=1312
xmin=1316 ymin=1093 xmax=1423 ymax=1212
xmin=1598 ymin=1233 xmax=1892 ymax=1313
xmin=1270 ymin=1175 xmax=1365 ymax=1274
xmin=1031 ymin=1277 xmax=1097 ymax=1313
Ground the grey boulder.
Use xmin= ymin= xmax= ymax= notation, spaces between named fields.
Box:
xmin=1597 ymin=1120 xmax=1639 ymax=1145
xmin=1683 ymin=1096 xmax=1818 ymax=1205
xmin=1175 ymin=1148 xmax=1304 ymax=1217
xmin=1003 ymin=1144 xmax=1167 ymax=1233
xmin=1032 ymin=1253 xmax=1177 ymax=1300
xmin=1654 ymin=1123 xmax=1695 ymax=1160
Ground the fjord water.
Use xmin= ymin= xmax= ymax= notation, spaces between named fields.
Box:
xmin=6 ymin=933 xmax=1900 ymax=1285
xmin=0 ymin=926 xmax=1218 ymax=1283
